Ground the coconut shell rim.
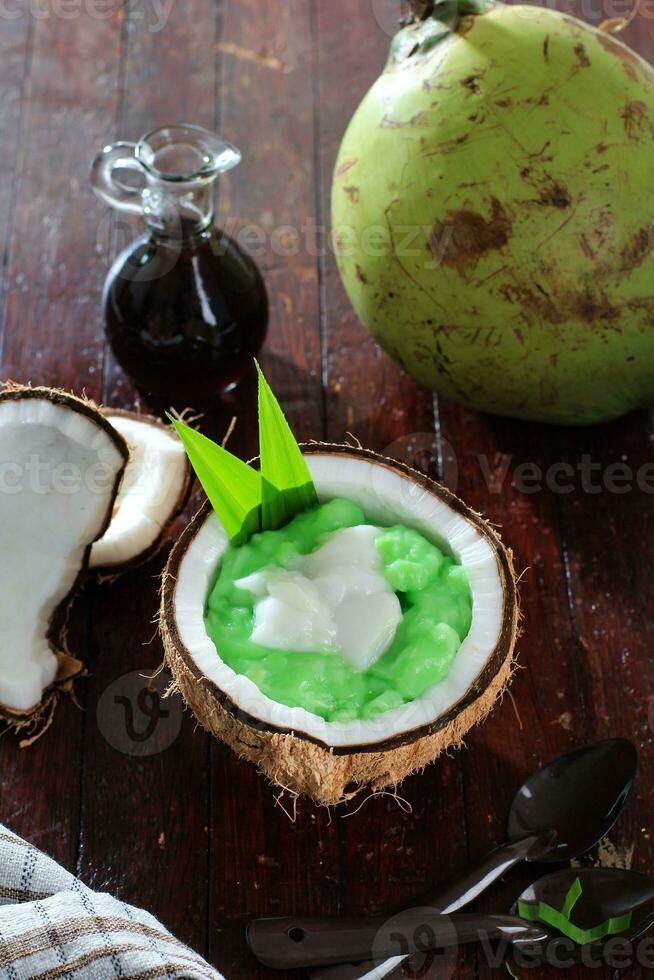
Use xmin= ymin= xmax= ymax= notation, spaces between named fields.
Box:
xmin=161 ymin=442 xmax=518 ymax=755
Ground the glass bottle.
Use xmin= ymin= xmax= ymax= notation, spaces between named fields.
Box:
xmin=91 ymin=124 xmax=268 ymax=401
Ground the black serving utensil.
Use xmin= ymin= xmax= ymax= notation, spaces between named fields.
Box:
xmin=284 ymin=739 xmax=637 ymax=980
xmin=507 ymin=867 xmax=654 ymax=969
xmin=248 ymin=910 xmax=547 ymax=970
xmin=363 ymin=739 xmax=638 ymax=980
xmin=248 ymin=868 xmax=654 ymax=972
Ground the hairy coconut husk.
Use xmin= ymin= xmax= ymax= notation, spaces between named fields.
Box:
xmin=0 ymin=384 xmax=128 ymax=739
xmin=90 ymin=407 xmax=194 ymax=579
xmin=161 ymin=445 xmax=519 ymax=806
xmin=0 ymin=651 xmax=85 ymax=747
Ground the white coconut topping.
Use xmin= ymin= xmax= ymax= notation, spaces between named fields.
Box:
xmin=235 ymin=526 xmax=402 ymax=671
xmin=90 ymin=414 xmax=188 ymax=570
xmin=0 ymin=396 xmax=126 ymax=712
xmin=173 ymin=453 xmax=506 ymax=748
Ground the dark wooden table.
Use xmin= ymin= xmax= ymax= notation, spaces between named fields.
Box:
xmin=1 ymin=2 xmax=653 ymax=978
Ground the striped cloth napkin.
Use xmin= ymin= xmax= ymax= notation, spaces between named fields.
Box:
xmin=0 ymin=824 xmax=224 ymax=979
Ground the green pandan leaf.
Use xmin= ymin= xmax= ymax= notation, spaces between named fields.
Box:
xmin=256 ymin=361 xmax=318 ymax=531
xmin=168 ymin=416 xmax=262 ymax=545
xmin=168 ymin=365 xmax=318 ymax=544
xmin=517 ymin=878 xmax=632 ymax=947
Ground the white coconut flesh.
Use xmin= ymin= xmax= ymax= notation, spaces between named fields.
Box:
xmin=172 ymin=452 xmax=507 ymax=749
xmin=236 ymin=525 xmax=402 ymax=671
xmin=90 ymin=413 xmax=189 ymax=570
xmin=0 ymin=395 xmax=126 ymax=713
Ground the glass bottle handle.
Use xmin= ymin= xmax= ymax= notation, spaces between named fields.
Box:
xmin=90 ymin=142 xmax=145 ymax=215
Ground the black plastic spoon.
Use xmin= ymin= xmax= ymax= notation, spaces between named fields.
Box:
xmin=252 ymin=739 xmax=637 ymax=980
xmin=249 ymin=868 xmax=654 ymax=971
xmin=248 ymin=908 xmax=548 ymax=970
xmin=507 ymin=867 xmax=654 ymax=969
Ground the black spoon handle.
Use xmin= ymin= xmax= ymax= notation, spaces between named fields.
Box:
xmin=308 ymin=833 xmax=548 ymax=980
xmin=249 ymin=912 xmax=544 ymax=970
xmin=421 ymin=832 xmax=546 ymax=913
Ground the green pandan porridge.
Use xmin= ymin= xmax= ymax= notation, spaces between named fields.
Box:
xmin=204 ymin=497 xmax=472 ymax=722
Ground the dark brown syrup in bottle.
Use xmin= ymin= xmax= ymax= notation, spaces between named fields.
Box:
xmin=104 ymin=224 xmax=268 ymax=400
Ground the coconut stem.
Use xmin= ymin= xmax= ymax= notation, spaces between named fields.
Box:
xmin=408 ymin=0 xmax=435 ymax=18
xmin=407 ymin=0 xmax=489 ymax=22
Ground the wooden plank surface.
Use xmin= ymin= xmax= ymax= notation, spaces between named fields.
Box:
xmin=435 ymin=407 xmax=586 ymax=979
xmin=209 ymin=3 xmax=326 ymax=976
xmin=78 ymin=0 xmax=219 ymax=956
xmin=0 ymin=2 xmax=122 ymax=870
xmin=0 ymin=7 xmax=31 ymax=340
xmin=0 ymin=2 xmax=652 ymax=979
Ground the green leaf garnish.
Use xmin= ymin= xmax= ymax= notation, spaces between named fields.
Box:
xmin=517 ymin=878 xmax=632 ymax=946
xmin=168 ymin=415 xmax=262 ymax=546
xmin=256 ymin=360 xmax=318 ymax=531
xmin=167 ymin=366 xmax=318 ymax=545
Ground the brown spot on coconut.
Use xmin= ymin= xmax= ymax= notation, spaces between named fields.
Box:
xmin=0 ymin=384 xmax=128 ymax=739
xmin=342 ymin=186 xmax=360 ymax=204
xmin=537 ymin=181 xmax=571 ymax=209
xmin=89 ymin=408 xmax=193 ymax=577
xmin=160 ymin=445 xmax=518 ymax=806
xmin=573 ymin=42 xmax=591 ymax=68
xmin=335 ymin=158 xmax=358 ymax=178
xmin=620 ymin=227 xmax=653 ymax=272
xmin=622 ymin=99 xmax=650 ymax=139
xmin=428 ymin=198 xmax=511 ymax=275
xmin=461 ymin=73 xmax=483 ymax=94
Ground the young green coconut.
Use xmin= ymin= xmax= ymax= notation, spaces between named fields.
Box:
xmin=0 ymin=385 xmax=128 ymax=734
xmin=332 ymin=0 xmax=654 ymax=424
xmin=89 ymin=409 xmax=192 ymax=575
xmin=161 ymin=370 xmax=518 ymax=805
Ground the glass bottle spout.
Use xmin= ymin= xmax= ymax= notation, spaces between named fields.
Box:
xmin=91 ymin=124 xmax=241 ymax=240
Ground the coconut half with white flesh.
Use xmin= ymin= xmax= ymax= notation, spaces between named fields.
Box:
xmin=89 ymin=410 xmax=192 ymax=575
xmin=161 ymin=445 xmax=518 ymax=805
xmin=0 ymin=385 xmax=128 ymax=730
